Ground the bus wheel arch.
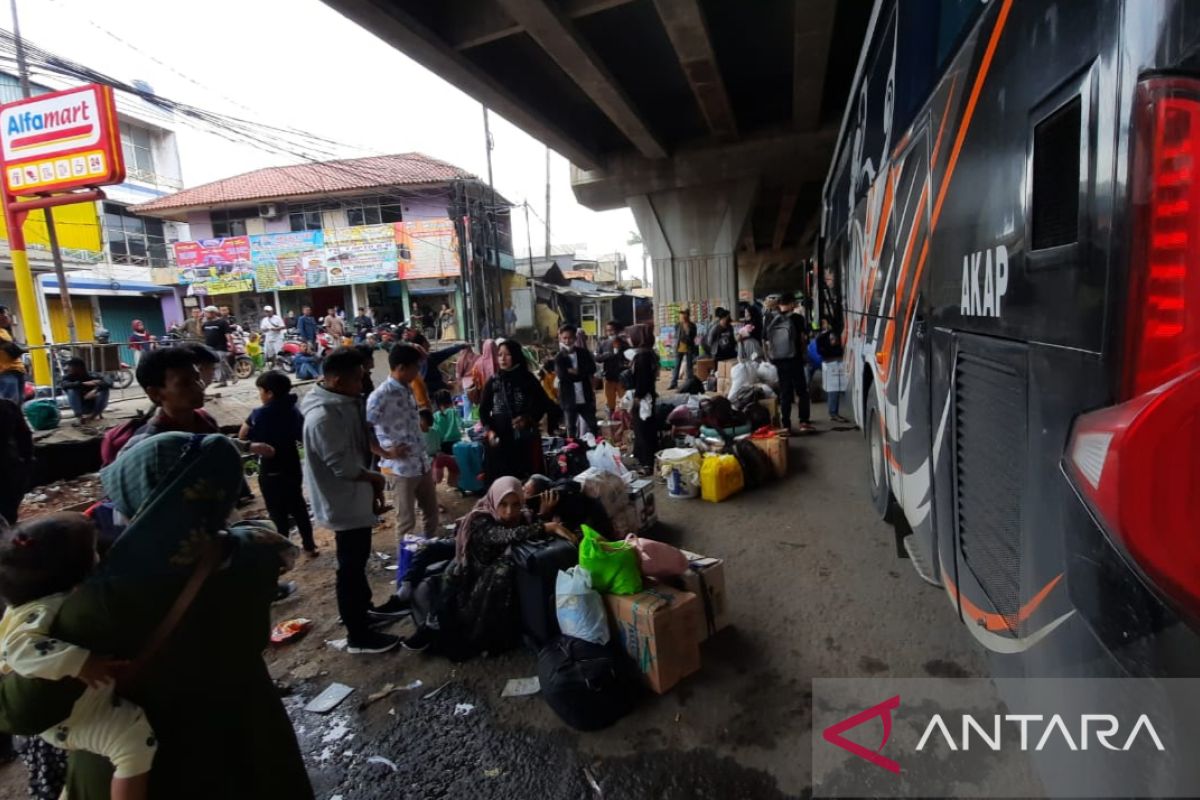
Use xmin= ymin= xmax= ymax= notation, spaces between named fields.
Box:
xmin=865 ymin=385 xmax=899 ymax=522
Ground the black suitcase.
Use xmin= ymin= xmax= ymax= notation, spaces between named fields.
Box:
xmin=510 ymin=538 xmax=579 ymax=650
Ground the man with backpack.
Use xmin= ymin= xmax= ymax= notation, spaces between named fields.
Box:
xmin=765 ymin=293 xmax=814 ymax=434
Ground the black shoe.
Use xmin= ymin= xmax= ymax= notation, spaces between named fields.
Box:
xmin=401 ymin=626 xmax=435 ymax=651
xmin=346 ymin=631 xmax=400 ymax=654
xmin=273 ymin=581 xmax=298 ymax=603
xmin=372 ymin=595 xmax=412 ymax=617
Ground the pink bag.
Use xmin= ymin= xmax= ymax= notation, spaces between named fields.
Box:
xmin=625 ymin=534 xmax=688 ymax=579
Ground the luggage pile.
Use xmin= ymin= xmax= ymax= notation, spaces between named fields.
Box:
xmin=654 ymin=423 xmax=788 ymax=504
xmin=526 ymin=526 xmax=730 ymax=730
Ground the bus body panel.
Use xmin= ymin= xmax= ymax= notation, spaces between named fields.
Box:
xmin=822 ymin=0 xmax=1200 ymax=676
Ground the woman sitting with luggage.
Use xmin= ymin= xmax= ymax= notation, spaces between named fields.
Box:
xmin=479 ymin=339 xmax=555 ymax=482
xmin=401 ymin=477 xmax=577 ymax=655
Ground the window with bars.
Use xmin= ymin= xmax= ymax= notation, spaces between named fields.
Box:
xmin=104 ymin=202 xmax=168 ymax=267
xmin=344 ymin=196 xmax=404 ymax=227
xmin=210 ymin=207 xmax=257 ymax=238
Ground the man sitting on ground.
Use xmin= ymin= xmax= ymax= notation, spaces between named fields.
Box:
xmin=60 ymin=357 xmax=111 ymax=425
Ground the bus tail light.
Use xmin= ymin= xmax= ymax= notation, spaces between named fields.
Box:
xmin=1063 ymin=78 xmax=1200 ymax=620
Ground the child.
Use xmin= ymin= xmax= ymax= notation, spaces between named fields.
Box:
xmin=124 ymin=347 xmax=218 ymax=452
xmin=431 ymin=389 xmax=463 ymax=451
xmin=421 ymin=407 xmax=459 ymax=491
xmin=0 ymin=513 xmax=156 ymax=800
xmin=240 ymin=371 xmax=318 ymax=556
xmin=302 ymin=348 xmax=398 ymax=654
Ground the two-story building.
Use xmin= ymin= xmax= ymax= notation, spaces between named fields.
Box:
xmin=132 ymin=153 xmax=515 ymax=340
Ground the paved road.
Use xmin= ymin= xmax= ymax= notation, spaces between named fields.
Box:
xmin=297 ymin=424 xmax=989 ymax=800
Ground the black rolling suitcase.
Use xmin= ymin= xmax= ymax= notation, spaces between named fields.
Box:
xmin=510 ymin=538 xmax=579 ymax=650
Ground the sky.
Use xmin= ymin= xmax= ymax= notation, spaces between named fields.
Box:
xmin=2 ymin=0 xmax=652 ymax=280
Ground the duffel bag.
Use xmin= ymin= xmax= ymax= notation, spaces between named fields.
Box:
xmin=733 ymin=438 xmax=773 ymax=490
xmin=537 ymin=635 xmax=635 ymax=731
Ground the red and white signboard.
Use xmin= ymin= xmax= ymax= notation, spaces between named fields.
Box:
xmin=0 ymin=84 xmax=124 ymax=195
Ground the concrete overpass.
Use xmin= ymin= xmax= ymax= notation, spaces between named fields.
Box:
xmin=321 ymin=0 xmax=871 ymax=318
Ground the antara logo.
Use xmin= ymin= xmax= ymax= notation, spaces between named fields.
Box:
xmin=916 ymin=713 xmax=1165 ymax=752
xmin=822 ymin=697 xmax=1166 ymax=776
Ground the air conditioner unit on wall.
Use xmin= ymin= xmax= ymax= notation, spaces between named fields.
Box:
xmin=258 ymin=203 xmax=282 ymax=219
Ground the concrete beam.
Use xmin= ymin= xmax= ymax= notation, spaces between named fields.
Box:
xmin=571 ymin=126 xmax=837 ymax=210
xmin=652 ymin=0 xmax=737 ymax=140
xmin=495 ymin=0 xmax=668 ymax=159
xmin=450 ymin=0 xmax=637 ymax=50
xmin=793 ymin=0 xmax=837 ymax=131
xmin=773 ymin=191 xmax=798 ymax=251
xmin=321 ymin=0 xmax=602 ymax=170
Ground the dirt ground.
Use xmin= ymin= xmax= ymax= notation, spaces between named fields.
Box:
xmin=0 ymin=369 xmax=991 ymax=799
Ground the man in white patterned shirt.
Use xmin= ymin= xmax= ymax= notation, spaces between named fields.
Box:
xmin=365 ymin=344 xmax=439 ymax=557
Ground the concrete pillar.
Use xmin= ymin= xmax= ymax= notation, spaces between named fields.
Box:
xmin=626 ymin=178 xmax=756 ymax=325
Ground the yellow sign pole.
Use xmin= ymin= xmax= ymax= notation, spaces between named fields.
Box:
xmin=5 ymin=209 xmax=49 ymax=385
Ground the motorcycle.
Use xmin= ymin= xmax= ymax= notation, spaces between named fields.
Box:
xmin=228 ymin=329 xmax=256 ymax=381
xmin=275 ymin=334 xmax=306 ymax=374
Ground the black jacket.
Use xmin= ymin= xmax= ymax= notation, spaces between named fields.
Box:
xmin=706 ymin=323 xmax=737 ymax=361
xmin=554 ymin=347 xmax=597 ymax=409
xmin=594 ymin=336 xmax=630 ymax=380
xmin=631 ymin=348 xmax=659 ymax=400
xmin=480 ymin=367 xmax=555 ymax=438
xmin=673 ymin=321 xmax=698 ymax=356
xmin=60 ymin=370 xmax=111 ymax=394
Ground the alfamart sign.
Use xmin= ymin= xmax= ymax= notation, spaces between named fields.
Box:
xmin=0 ymin=84 xmax=124 ymax=194
xmin=812 ymin=678 xmax=1200 ymax=798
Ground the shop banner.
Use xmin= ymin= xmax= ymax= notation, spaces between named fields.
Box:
xmin=322 ymin=224 xmax=399 ymax=285
xmin=399 ymin=219 xmax=461 ymax=280
xmin=250 ymin=230 xmax=325 ymax=291
xmin=174 ymin=236 xmax=253 ymax=295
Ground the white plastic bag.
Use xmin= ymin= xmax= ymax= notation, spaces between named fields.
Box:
xmin=729 ymin=361 xmax=754 ymax=396
xmin=555 ymin=566 xmax=609 ymax=645
xmin=587 ymin=440 xmax=630 ymax=478
xmin=756 ymin=361 xmax=779 ymax=387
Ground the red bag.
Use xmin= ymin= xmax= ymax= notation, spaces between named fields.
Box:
xmin=625 ymin=534 xmax=688 ymax=579
xmin=100 ymin=415 xmax=149 ymax=466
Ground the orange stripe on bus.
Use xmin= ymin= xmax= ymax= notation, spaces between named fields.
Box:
xmin=872 ymin=167 xmax=896 ymax=261
xmin=930 ymin=75 xmax=957 ymax=166
xmin=945 ymin=572 xmax=1064 ymax=633
xmin=931 ymin=0 xmax=1013 ymax=231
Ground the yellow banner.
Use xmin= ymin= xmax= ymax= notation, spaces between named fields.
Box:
xmin=0 ymin=198 xmax=102 ymax=252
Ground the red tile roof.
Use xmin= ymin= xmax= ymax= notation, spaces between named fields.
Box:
xmin=131 ymin=153 xmax=476 ymax=217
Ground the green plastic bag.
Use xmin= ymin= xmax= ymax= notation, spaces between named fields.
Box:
xmin=578 ymin=524 xmax=643 ymax=595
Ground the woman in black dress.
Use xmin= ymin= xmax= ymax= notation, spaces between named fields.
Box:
xmin=628 ymin=324 xmax=661 ymax=474
xmin=479 ymin=339 xmax=555 ymax=481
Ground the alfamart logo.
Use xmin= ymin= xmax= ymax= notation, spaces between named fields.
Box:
xmin=822 ymin=695 xmax=1165 ymax=775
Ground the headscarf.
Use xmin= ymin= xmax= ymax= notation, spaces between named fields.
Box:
xmin=100 ymin=432 xmax=244 ymax=579
xmin=455 ymin=476 xmax=528 ymax=563
xmin=456 ymin=345 xmax=478 ymax=386
xmin=475 ymin=339 xmax=500 ymax=385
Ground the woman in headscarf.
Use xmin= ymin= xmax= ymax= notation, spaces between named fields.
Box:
xmin=402 ymin=477 xmax=576 ymax=655
xmin=467 ymin=339 xmax=499 ymax=406
xmin=0 ymin=433 xmax=312 ymax=799
xmin=479 ymin=339 xmax=556 ymax=482
xmin=628 ymin=324 xmax=661 ymax=475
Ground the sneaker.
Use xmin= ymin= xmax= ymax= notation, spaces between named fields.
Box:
xmin=273 ymin=581 xmax=298 ymax=603
xmin=372 ymin=595 xmax=412 ymax=616
xmin=401 ymin=626 xmax=435 ymax=652
xmin=346 ymin=631 xmax=401 ymax=654
xmin=797 ymin=422 xmax=817 ymax=434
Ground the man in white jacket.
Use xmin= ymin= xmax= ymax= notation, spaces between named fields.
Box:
xmin=259 ymin=305 xmax=285 ymax=367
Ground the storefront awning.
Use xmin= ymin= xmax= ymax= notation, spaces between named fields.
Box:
xmin=40 ymin=277 xmax=173 ymax=297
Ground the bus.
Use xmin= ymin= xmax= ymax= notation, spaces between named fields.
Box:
xmin=821 ymin=0 xmax=1200 ymax=675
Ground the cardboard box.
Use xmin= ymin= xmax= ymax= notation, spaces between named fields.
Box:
xmin=669 ymin=549 xmax=730 ymax=641
xmin=750 ymin=433 xmax=787 ymax=479
xmin=604 ymin=584 xmax=702 ymax=694
xmin=716 ymin=377 xmax=730 ymax=395
xmin=717 ymin=360 xmax=734 ymax=381
xmin=628 ymin=477 xmax=657 ymax=530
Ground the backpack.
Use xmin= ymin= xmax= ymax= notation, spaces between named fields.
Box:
xmin=22 ymin=399 xmax=60 ymax=431
xmin=100 ymin=411 xmax=151 ymax=467
xmin=537 ymin=635 xmax=634 ymax=731
xmin=619 ymin=367 xmax=635 ymax=390
xmin=744 ymin=403 xmax=771 ymax=432
xmin=700 ymin=396 xmax=737 ymax=429
xmin=733 ymin=438 xmax=773 ymax=489
xmin=767 ymin=315 xmax=798 ymax=360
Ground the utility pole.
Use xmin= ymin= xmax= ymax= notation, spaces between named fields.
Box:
xmin=11 ymin=0 xmax=76 ymax=345
xmin=523 ymin=201 xmax=535 ymax=280
xmin=542 ymin=146 xmax=549 ymax=260
xmin=481 ymin=105 xmax=499 ymax=336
